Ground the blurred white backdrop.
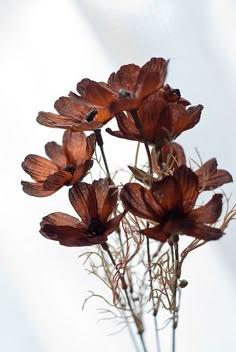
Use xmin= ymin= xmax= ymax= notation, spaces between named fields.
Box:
xmin=0 ymin=0 xmax=236 ymax=351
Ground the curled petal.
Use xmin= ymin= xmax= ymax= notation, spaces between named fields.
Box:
xmin=195 ymin=158 xmax=233 ymax=191
xmin=45 ymin=142 xmax=67 ymax=168
xmin=188 ymin=194 xmax=223 ymax=224
xmin=22 ymin=154 xmax=58 ymax=182
xmin=93 ymin=178 xmax=118 ymax=223
xmin=21 ymin=181 xmax=56 ymax=197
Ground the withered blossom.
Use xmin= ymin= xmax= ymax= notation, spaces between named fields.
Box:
xmin=107 ymin=96 xmax=203 ymax=148
xmin=40 ymin=178 xmax=125 ymax=247
xmin=121 ymin=165 xmax=224 ymax=242
xmin=73 ymin=57 xmax=168 ymax=114
xmin=21 ymin=130 xmax=95 ymax=197
xmin=130 ymin=142 xmax=232 ymax=191
xmin=37 ymin=94 xmax=113 ymax=132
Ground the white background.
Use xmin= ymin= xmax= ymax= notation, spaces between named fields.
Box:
xmin=0 ymin=0 xmax=236 ymax=351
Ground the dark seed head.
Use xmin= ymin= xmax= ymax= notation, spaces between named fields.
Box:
xmin=87 ymin=217 xmax=103 ymax=237
xmin=63 ymin=164 xmax=76 ymax=175
xmin=170 ymin=88 xmax=181 ymax=97
xmin=85 ymin=109 xmax=97 ymax=122
xmin=118 ymin=89 xmax=132 ymax=98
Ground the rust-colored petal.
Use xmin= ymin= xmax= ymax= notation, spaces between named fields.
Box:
xmin=120 ymin=183 xmax=163 ymax=222
xmin=195 ymin=158 xmax=233 ymax=191
xmin=135 ymin=58 xmax=168 ymax=99
xmin=103 ymin=211 xmax=126 ymax=237
xmin=22 ymin=154 xmax=58 ymax=182
xmin=86 ymin=133 xmax=96 ymax=159
xmin=69 ymin=182 xmax=98 ymax=224
xmin=45 ymin=142 xmax=67 ymax=168
xmin=93 ymin=178 xmax=118 ymax=224
xmin=108 ymin=64 xmax=140 ymax=92
xmin=188 ymin=194 xmax=223 ymax=224
xmin=106 ymin=112 xmax=140 ymax=141
xmin=151 ymin=176 xmax=182 ymax=213
xmin=43 ymin=170 xmax=72 ymax=191
xmin=141 ymin=224 xmax=169 ymax=242
xmin=37 ymin=111 xmax=82 ymax=129
xmin=71 ymin=160 xmax=93 ymax=184
xmin=21 ymin=181 xmax=56 ymax=197
xmin=77 ymin=78 xmax=117 ymax=108
xmin=62 ymin=130 xmax=87 ymax=165
xmin=54 ymin=96 xmax=90 ymax=117
xmin=179 ymin=222 xmax=223 ymax=241
xmin=174 ymin=166 xmax=199 ymax=212
xmin=40 ymin=212 xmax=99 ymax=247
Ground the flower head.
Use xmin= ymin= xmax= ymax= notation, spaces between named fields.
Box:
xmin=40 ymin=178 xmax=125 ymax=247
xmin=37 ymin=93 xmax=112 ymax=132
xmin=21 ymin=130 xmax=95 ymax=196
xmin=74 ymin=57 xmax=168 ymax=114
xmin=106 ymin=96 xmax=203 ymax=147
xmin=121 ymin=165 xmax=223 ymax=242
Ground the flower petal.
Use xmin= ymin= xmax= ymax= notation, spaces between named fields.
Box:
xmin=93 ymin=178 xmax=118 ymax=223
xmin=151 ymin=176 xmax=182 ymax=212
xmin=69 ymin=182 xmax=98 ymax=223
xmin=103 ymin=211 xmax=126 ymax=237
xmin=120 ymin=183 xmax=163 ymax=222
xmin=108 ymin=64 xmax=140 ymax=92
xmin=136 ymin=58 xmax=168 ymax=99
xmin=43 ymin=170 xmax=72 ymax=191
xmin=174 ymin=166 xmax=199 ymax=212
xmin=195 ymin=158 xmax=233 ymax=191
xmin=45 ymin=142 xmax=67 ymax=168
xmin=21 ymin=181 xmax=56 ymax=197
xmin=62 ymin=130 xmax=87 ymax=165
xmin=22 ymin=154 xmax=58 ymax=182
xmin=141 ymin=224 xmax=169 ymax=242
xmin=188 ymin=194 xmax=223 ymax=224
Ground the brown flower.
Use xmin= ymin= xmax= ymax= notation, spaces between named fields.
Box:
xmin=74 ymin=57 xmax=168 ymax=114
xmin=40 ymin=178 xmax=125 ymax=247
xmin=37 ymin=93 xmax=112 ymax=132
xmin=21 ymin=130 xmax=95 ymax=197
xmin=130 ymin=142 xmax=232 ymax=191
xmin=121 ymin=165 xmax=223 ymax=242
xmin=107 ymin=96 xmax=203 ymax=147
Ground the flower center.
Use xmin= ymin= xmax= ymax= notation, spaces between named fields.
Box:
xmin=63 ymin=164 xmax=76 ymax=174
xmin=118 ymin=89 xmax=133 ymax=98
xmin=87 ymin=217 xmax=103 ymax=237
xmin=85 ymin=109 xmax=97 ymax=122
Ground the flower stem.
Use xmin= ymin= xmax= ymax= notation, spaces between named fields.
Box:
xmin=146 ymin=237 xmax=161 ymax=352
xmin=94 ymin=129 xmax=111 ymax=177
xmin=101 ymin=242 xmax=148 ymax=352
xmin=130 ymin=109 xmax=153 ymax=175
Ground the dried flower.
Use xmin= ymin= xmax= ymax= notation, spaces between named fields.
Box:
xmin=106 ymin=96 xmax=203 ymax=147
xmin=121 ymin=165 xmax=223 ymax=242
xmin=37 ymin=94 xmax=112 ymax=131
xmin=21 ymin=130 xmax=95 ymax=197
xmin=130 ymin=142 xmax=233 ymax=191
xmin=40 ymin=178 xmax=125 ymax=246
xmin=74 ymin=57 xmax=168 ymax=114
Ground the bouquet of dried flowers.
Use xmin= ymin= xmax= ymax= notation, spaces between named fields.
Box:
xmin=21 ymin=57 xmax=235 ymax=352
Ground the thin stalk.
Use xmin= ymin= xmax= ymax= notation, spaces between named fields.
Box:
xmin=146 ymin=236 xmax=161 ymax=352
xmin=130 ymin=109 xmax=153 ymax=175
xmin=101 ymin=242 xmax=148 ymax=352
xmin=170 ymin=236 xmax=179 ymax=352
xmin=94 ymin=129 xmax=110 ymax=177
